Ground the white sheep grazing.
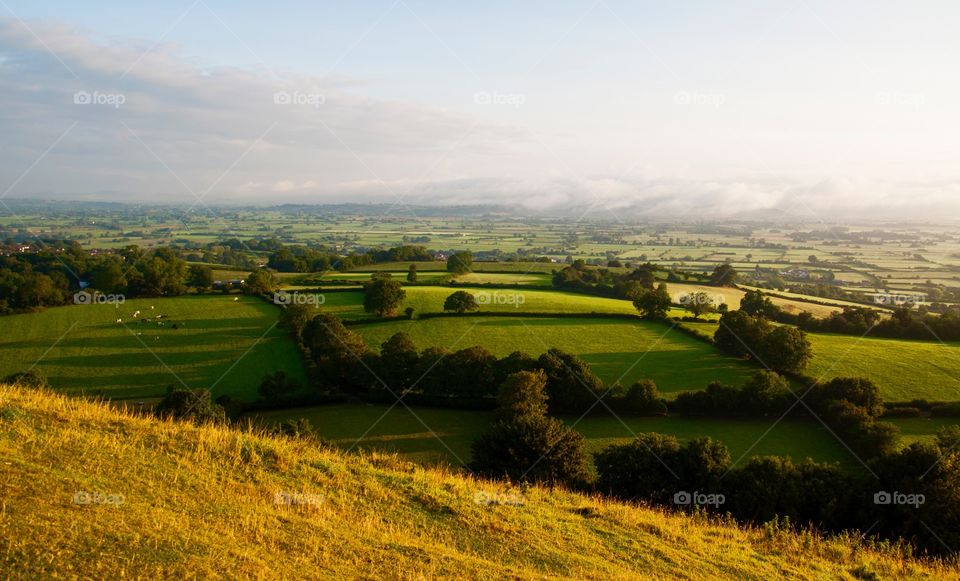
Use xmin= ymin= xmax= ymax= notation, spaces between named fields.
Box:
xmin=133 ymin=310 xmax=141 ymax=317
xmin=234 ymin=297 xmax=239 ymax=301
xmin=150 ymin=306 xmax=155 ymax=310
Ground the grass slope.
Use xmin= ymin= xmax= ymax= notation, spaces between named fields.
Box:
xmin=0 ymin=296 xmax=306 ymax=401
xmin=0 ymin=385 xmax=949 ymax=579
xmin=355 ymin=316 xmax=758 ymax=393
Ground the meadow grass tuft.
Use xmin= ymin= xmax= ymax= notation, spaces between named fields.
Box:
xmin=1 ymin=384 xmax=955 ymax=579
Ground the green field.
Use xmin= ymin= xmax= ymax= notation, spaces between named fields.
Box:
xmin=355 ymin=316 xmax=759 ymax=393
xmin=806 ymin=333 xmax=960 ymax=402
xmin=678 ymin=320 xmax=960 ymax=403
xmin=255 ymin=403 xmax=857 ymax=469
xmin=452 ymin=272 xmax=552 ymax=285
xmin=0 ymin=296 xmax=306 ymax=401
xmin=891 ymin=417 xmax=960 ymax=446
xmin=317 ymin=286 xmax=650 ymax=320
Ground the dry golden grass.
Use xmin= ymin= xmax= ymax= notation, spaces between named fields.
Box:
xmin=0 ymin=384 xmax=956 ymax=580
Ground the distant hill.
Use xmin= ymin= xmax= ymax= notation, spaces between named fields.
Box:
xmin=0 ymin=384 xmax=952 ymax=579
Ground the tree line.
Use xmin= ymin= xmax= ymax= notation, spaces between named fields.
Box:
xmin=469 ymin=365 xmax=960 ymax=557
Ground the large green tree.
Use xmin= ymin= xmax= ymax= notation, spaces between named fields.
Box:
xmin=710 ymin=263 xmax=738 ymax=286
xmin=471 ymin=370 xmax=589 ymax=485
xmin=443 ymin=290 xmax=479 ymax=313
xmin=363 ymin=275 xmax=406 ymax=317
xmin=446 ymin=251 xmax=473 ymax=274
xmin=633 ymin=283 xmax=671 ymax=319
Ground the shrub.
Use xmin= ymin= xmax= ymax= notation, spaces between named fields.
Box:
xmin=443 ymin=290 xmax=479 ymax=313
xmin=258 ymin=371 xmax=303 ymax=401
xmin=621 ymin=380 xmax=667 ymax=415
xmin=3 ymin=369 xmax=49 ymax=389
xmin=154 ymin=387 xmax=226 ymax=424
xmin=363 ymin=276 xmax=406 ymax=317
xmin=471 ymin=371 xmax=589 ymax=486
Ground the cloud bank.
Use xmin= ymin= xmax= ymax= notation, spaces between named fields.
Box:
xmin=1 ymin=17 xmax=958 ymax=221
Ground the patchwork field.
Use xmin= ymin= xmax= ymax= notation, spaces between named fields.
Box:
xmin=354 ymin=316 xmax=759 ymax=393
xmin=317 ymin=287 xmax=648 ymax=320
xmin=679 ymin=321 xmax=960 ymax=402
xmin=254 ymin=403 xmax=858 ymax=469
xmin=452 ymin=272 xmax=552 ymax=285
xmin=806 ymin=333 xmax=960 ymax=402
xmin=665 ymin=283 xmax=844 ymax=317
xmin=0 ymin=296 xmax=306 ymax=401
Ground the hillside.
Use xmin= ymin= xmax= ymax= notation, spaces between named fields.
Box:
xmin=0 ymin=385 xmax=954 ymax=579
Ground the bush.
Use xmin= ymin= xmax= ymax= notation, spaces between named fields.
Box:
xmin=3 ymin=369 xmax=49 ymax=389
xmin=880 ymin=406 xmax=923 ymax=418
xmin=446 ymin=251 xmax=473 ymax=274
xmin=443 ymin=290 xmax=479 ymax=313
xmin=154 ymin=387 xmax=226 ymax=424
xmin=471 ymin=371 xmax=589 ymax=486
xmin=931 ymin=402 xmax=960 ymax=417
xmin=538 ymin=348 xmax=605 ymax=414
xmin=594 ymin=434 xmax=729 ymax=506
xmin=363 ymin=276 xmax=406 ymax=317
xmin=620 ymin=380 xmax=667 ymax=415
xmin=257 ymin=371 xmax=303 ymax=401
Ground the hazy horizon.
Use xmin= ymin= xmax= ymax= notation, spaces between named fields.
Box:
xmin=2 ymin=1 xmax=959 ymax=220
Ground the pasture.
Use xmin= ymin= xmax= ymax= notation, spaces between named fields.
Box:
xmin=679 ymin=320 xmax=960 ymax=403
xmin=254 ymin=403 xmax=857 ymax=469
xmin=665 ymin=283 xmax=843 ymax=318
xmin=354 ymin=316 xmax=759 ymax=393
xmin=452 ymin=272 xmax=552 ymax=285
xmin=806 ymin=333 xmax=960 ymax=402
xmin=314 ymin=287 xmax=648 ymax=320
xmin=0 ymin=296 xmax=306 ymax=401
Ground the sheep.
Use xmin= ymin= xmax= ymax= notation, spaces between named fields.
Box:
xmin=150 ymin=306 xmax=154 ymax=310
xmin=115 ymin=318 xmax=122 ymax=324
xmin=132 ymin=310 xmax=141 ymax=318
xmin=234 ymin=297 xmax=239 ymax=302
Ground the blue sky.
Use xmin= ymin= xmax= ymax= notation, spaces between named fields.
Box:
xmin=1 ymin=1 xmax=959 ymax=217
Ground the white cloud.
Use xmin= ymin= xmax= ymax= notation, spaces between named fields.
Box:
xmin=1 ymin=17 xmax=959 ymax=221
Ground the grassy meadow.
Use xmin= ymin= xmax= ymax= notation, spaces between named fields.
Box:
xmin=3 ymin=385 xmax=945 ymax=579
xmin=316 ymin=286 xmax=650 ymax=320
xmin=255 ymin=403 xmax=858 ymax=470
xmin=354 ymin=316 xmax=759 ymax=393
xmin=679 ymin=320 xmax=960 ymax=403
xmin=0 ymin=296 xmax=306 ymax=401
xmin=806 ymin=333 xmax=960 ymax=402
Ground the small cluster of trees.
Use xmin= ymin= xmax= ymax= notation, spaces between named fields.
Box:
xmin=553 ymin=261 xmax=659 ymax=300
xmin=672 ymin=371 xmax=794 ymax=416
xmin=0 ymin=245 xmax=221 ymax=313
xmin=800 ymin=305 xmax=960 ymax=342
xmin=471 ymin=370 xmax=590 ymax=484
xmin=714 ymin=309 xmax=812 ymax=373
xmin=267 ymin=243 xmax=435 ymax=273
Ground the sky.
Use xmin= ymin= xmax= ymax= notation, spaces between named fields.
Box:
xmin=1 ymin=0 xmax=959 ymax=219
